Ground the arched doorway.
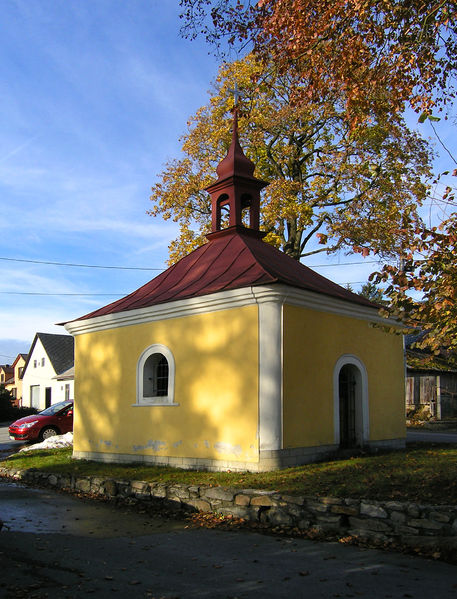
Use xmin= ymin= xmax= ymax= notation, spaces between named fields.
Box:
xmin=334 ymin=355 xmax=369 ymax=448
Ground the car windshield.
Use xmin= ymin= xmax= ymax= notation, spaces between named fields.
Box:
xmin=39 ymin=401 xmax=73 ymax=416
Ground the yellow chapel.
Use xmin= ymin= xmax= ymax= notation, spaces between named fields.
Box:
xmin=64 ymin=114 xmax=405 ymax=472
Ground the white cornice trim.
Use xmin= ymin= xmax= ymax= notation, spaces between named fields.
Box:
xmin=270 ymin=286 xmax=398 ymax=326
xmin=64 ymin=284 xmax=399 ymax=335
xmin=64 ymin=288 xmax=259 ymax=335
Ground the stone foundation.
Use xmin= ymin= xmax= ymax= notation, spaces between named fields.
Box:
xmin=1 ymin=465 xmax=456 ymax=558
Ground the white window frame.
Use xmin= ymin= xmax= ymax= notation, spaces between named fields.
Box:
xmin=135 ymin=344 xmax=178 ymax=407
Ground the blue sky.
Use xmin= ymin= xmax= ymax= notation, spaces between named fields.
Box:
xmin=1 ymin=1 xmax=455 ymax=362
xmin=0 ymin=0 xmax=220 ymax=360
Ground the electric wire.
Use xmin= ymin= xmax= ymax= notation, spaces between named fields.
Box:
xmin=0 ymin=256 xmax=386 ymax=296
xmin=0 ymin=255 xmax=383 ymax=270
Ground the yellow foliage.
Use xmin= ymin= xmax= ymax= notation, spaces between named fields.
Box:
xmin=149 ymin=54 xmax=432 ymax=262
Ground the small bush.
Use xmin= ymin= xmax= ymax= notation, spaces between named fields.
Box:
xmin=0 ymin=385 xmax=14 ymax=420
xmin=0 ymin=387 xmax=37 ymax=421
xmin=407 ymin=405 xmax=433 ymax=422
xmin=10 ymin=406 xmax=38 ymax=419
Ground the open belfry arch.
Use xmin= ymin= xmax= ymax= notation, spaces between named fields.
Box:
xmin=64 ymin=103 xmax=406 ymax=471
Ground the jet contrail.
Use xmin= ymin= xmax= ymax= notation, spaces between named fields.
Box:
xmin=0 ymin=134 xmax=40 ymax=164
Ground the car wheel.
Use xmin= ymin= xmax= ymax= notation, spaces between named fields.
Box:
xmin=39 ymin=426 xmax=59 ymax=441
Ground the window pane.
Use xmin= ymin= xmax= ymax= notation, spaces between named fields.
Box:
xmin=143 ymin=353 xmax=169 ymax=398
xmin=156 ymin=356 xmax=169 ymax=396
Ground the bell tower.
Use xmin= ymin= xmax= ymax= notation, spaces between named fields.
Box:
xmin=205 ymin=108 xmax=268 ymax=235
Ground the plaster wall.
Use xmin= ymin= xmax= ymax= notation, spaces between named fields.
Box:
xmin=22 ymin=340 xmax=74 ymax=410
xmin=73 ymin=305 xmax=259 ymax=464
xmin=282 ymin=304 xmax=405 ymax=448
xmin=13 ymin=356 xmax=26 ymax=405
xmin=5 ymin=356 xmax=27 ymax=406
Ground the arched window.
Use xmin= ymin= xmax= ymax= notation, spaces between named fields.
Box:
xmin=240 ymin=193 xmax=252 ymax=227
xmin=143 ymin=353 xmax=169 ymax=397
xmin=216 ymin=194 xmax=230 ymax=230
xmin=136 ymin=344 xmax=177 ymax=406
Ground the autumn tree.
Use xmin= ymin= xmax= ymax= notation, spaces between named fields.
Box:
xmin=149 ymin=56 xmax=431 ymax=264
xmin=358 ymin=281 xmax=386 ymax=305
xmin=372 ymin=213 xmax=457 ymax=357
xmin=180 ymin=0 xmax=457 ymax=356
xmin=179 ymin=0 xmax=457 ymax=122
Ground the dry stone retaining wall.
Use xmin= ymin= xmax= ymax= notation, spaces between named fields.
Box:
xmin=2 ymin=467 xmax=457 ymax=555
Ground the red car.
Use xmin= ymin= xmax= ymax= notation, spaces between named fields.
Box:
xmin=9 ymin=400 xmax=74 ymax=442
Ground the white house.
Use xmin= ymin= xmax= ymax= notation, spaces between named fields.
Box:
xmin=22 ymin=333 xmax=74 ymax=410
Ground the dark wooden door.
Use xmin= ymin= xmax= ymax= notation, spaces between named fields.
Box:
xmin=339 ymin=365 xmax=356 ymax=448
xmin=45 ymin=387 xmax=52 ymax=408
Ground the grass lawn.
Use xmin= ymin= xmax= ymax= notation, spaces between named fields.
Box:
xmin=1 ymin=444 xmax=457 ymax=505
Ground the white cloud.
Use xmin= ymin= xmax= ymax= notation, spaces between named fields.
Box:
xmin=0 ymin=306 xmax=72 ymax=342
xmin=0 ymin=268 xmax=79 ymax=294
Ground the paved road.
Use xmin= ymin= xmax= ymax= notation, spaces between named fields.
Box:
xmin=1 ymin=481 xmax=457 ymax=599
xmin=0 ymin=421 xmax=27 ymax=459
xmin=406 ymin=429 xmax=457 ymax=444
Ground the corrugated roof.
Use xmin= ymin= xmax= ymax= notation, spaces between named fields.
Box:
xmin=75 ymin=226 xmax=374 ymax=322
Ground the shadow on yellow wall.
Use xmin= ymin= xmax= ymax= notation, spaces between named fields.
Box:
xmin=74 ymin=305 xmax=259 ymax=464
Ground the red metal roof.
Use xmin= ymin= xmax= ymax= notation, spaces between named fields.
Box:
xmin=75 ymin=226 xmax=374 ymax=322
xmin=71 ymin=118 xmax=376 ymax=324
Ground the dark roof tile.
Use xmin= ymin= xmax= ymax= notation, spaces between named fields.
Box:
xmin=38 ymin=333 xmax=74 ymax=375
xmin=24 ymin=333 xmax=74 ymax=376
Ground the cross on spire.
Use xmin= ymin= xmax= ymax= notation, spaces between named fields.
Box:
xmin=228 ymin=82 xmax=241 ymax=107
xmin=205 ymin=83 xmax=268 ymax=235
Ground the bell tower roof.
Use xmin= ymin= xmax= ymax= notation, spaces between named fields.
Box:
xmin=215 ymin=110 xmax=256 ymax=180
xmin=205 ymin=107 xmax=268 ymax=235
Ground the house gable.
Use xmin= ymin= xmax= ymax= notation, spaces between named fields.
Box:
xmin=22 ymin=333 xmax=74 ymax=409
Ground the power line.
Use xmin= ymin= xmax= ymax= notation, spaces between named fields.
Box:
xmin=311 ymin=260 xmax=382 ymax=268
xmin=0 ymin=256 xmax=164 ymax=271
xmin=0 ymin=255 xmax=383 ymax=270
xmin=0 ymin=255 xmax=384 ymax=297
xmin=0 ymin=292 xmax=124 ymax=296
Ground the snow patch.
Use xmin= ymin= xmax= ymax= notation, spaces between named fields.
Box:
xmin=19 ymin=432 xmax=73 ymax=452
